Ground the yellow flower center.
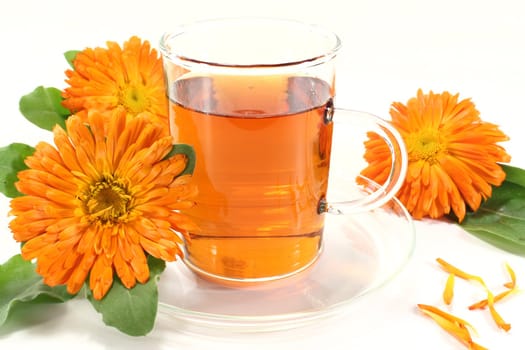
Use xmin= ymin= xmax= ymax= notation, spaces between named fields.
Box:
xmin=407 ymin=128 xmax=446 ymax=163
xmin=83 ymin=176 xmax=132 ymax=224
xmin=120 ymin=84 xmax=149 ymax=114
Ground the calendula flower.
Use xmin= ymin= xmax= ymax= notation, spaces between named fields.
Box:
xmin=62 ymin=36 xmax=168 ymax=133
xmin=361 ymin=90 xmax=511 ymax=222
xmin=9 ymin=107 xmax=197 ymax=300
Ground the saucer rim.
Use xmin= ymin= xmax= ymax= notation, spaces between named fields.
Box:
xmin=156 ymin=176 xmax=416 ymax=332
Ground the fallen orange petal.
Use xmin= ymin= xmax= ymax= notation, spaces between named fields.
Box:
xmin=487 ymin=291 xmax=511 ymax=332
xmin=503 ymin=262 xmax=516 ymax=289
xmin=469 ymin=289 xmax=516 ymax=310
xmin=417 ymin=304 xmax=486 ymax=349
xmin=468 ymin=262 xmax=518 ymax=311
xmin=443 ymin=273 xmax=455 ymax=305
xmin=436 ymin=258 xmax=512 ymax=332
xmin=436 ymin=258 xmax=485 ymax=285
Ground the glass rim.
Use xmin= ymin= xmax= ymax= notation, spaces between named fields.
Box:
xmin=159 ymin=17 xmax=342 ymax=69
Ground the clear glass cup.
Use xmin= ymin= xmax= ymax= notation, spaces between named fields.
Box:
xmin=159 ymin=18 xmax=408 ymax=286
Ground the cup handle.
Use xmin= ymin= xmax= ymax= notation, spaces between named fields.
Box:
xmin=318 ymin=108 xmax=408 ymax=215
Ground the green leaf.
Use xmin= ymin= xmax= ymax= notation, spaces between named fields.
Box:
xmin=19 ymin=86 xmax=70 ymax=131
xmin=165 ymin=143 xmax=196 ymax=176
xmin=0 ymin=143 xmax=35 ymax=198
xmin=87 ymin=256 xmax=166 ymax=336
xmin=460 ymin=165 xmax=525 ymax=255
xmin=0 ymin=254 xmax=76 ymax=327
xmin=64 ymin=50 xmax=80 ymax=68
xmin=500 ymin=163 xmax=525 ymax=187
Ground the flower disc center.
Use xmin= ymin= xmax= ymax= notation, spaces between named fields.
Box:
xmin=408 ymin=129 xmax=445 ymax=163
xmin=121 ymin=84 xmax=149 ymax=114
xmin=84 ymin=176 xmax=131 ymax=224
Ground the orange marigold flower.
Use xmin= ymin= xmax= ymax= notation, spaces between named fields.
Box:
xmin=9 ymin=107 xmax=197 ymax=300
xmin=62 ymin=36 xmax=168 ymax=134
xmin=360 ymin=89 xmax=511 ymax=222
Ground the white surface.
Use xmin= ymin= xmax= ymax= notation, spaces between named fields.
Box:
xmin=1 ymin=0 xmax=525 ymax=349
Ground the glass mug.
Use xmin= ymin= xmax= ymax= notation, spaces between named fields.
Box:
xmin=160 ymin=18 xmax=408 ymax=286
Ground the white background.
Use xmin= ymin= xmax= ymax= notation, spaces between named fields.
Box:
xmin=1 ymin=0 xmax=525 ymax=349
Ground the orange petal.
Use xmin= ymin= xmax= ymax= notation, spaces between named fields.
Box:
xmin=89 ymin=254 xmax=114 ymax=300
xmin=503 ymin=262 xmax=516 ymax=289
xmin=470 ymin=262 xmax=518 ymax=311
xmin=417 ymin=304 xmax=485 ymax=349
xmin=436 ymin=258 xmax=512 ymax=332
xmin=113 ymin=249 xmax=137 ymax=289
xmin=469 ymin=289 xmax=516 ymax=310
xmin=487 ymin=291 xmax=511 ymax=332
xmin=443 ymin=273 xmax=455 ymax=305
xmin=436 ymin=258 xmax=485 ymax=285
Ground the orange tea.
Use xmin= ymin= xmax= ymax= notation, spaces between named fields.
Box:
xmin=169 ymin=75 xmax=333 ymax=282
xmin=162 ymin=18 xmax=409 ymax=286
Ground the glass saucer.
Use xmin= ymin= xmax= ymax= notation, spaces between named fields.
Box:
xmin=157 ymin=176 xmax=415 ymax=333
